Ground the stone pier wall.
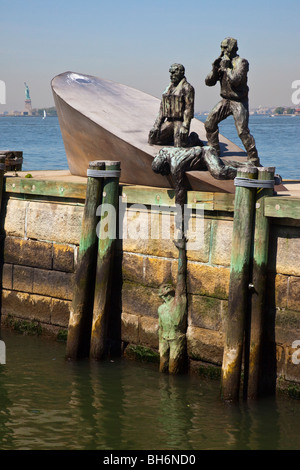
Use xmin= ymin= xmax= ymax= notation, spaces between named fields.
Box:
xmin=0 ymin=196 xmax=82 ymax=335
xmin=1 ymin=178 xmax=300 ymax=390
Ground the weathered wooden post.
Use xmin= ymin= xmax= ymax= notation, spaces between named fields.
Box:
xmin=90 ymin=161 xmax=121 ymax=361
xmin=247 ymin=167 xmax=275 ymax=400
xmin=66 ymin=161 xmax=105 ymax=360
xmin=0 ymin=155 xmax=6 ymax=206
xmin=221 ymin=166 xmax=258 ymax=402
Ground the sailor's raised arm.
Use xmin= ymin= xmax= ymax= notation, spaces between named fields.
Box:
xmin=226 ymin=58 xmax=249 ymax=87
xmin=205 ymin=58 xmax=221 ymax=86
xmin=174 ymin=238 xmax=187 ymax=300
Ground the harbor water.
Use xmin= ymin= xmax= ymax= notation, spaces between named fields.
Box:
xmin=0 ymin=328 xmax=300 ymax=451
xmin=0 ymin=114 xmax=299 ymax=179
xmin=0 ymin=114 xmax=299 ymax=451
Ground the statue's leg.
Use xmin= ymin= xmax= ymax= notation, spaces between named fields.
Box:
xmin=158 ymin=121 xmax=175 ymax=145
xmin=173 ymin=121 xmax=183 ymax=147
xmin=202 ymin=147 xmax=237 ymax=180
xmin=168 ymin=334 xmax=187 ymax=374
xmin=231 ymin=101 xmax=260 ymax=166
xmin=159 ymin=338 xmax=170 ymax=373
xmin=204 ymin=99 xmax=230 ymax=155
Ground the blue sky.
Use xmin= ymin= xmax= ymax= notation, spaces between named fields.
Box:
xmin=0 ymin=0 xmax=299 ymax=112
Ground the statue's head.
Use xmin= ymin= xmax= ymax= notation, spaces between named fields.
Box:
xmin=169 ymin=63 xmax=185 ymax=85
xmin=152 ymin=150 xmax=170 ymax=176
xmin=159 ymin=283 xmax=175 ymax=300
xmin=221 ymin=37 xmax=238 ymax=58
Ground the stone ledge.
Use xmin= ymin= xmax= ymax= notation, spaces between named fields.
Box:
xmin=33 ymin=269 xmax=74 ymax=300
xmin=121 ymin=312 xmax=159 ymax=350
xmin=186 ymin=326 xmax=224 ymax=365
xmin=4 ymin=237 xmax=53 ymax=269
xmin=8 ymin=266 xmax=74 ymax=301
xmin=26 ymin=201 xmax=83 ymax=244
xmin=13 ymin=265 xmax=34 ymax=292
xmin=122 ymin=252 xmax=173 ymax=287
xmin=268 ymin=225 xmax=300 ymax=276
xmin=1 ymin=289 xmax=70 ymax=327
xmin=288 ymin=277 xmax=300 ymax=312
xmin=187 ymin=263 xmax=230 ymax=299
xmin=53 ymin=244 xmax=75 ymax=273
xmin=188 ymin=294 xmax=224 ymax=331
xmin=122 ymin=281 xmax=160 ymax=318
xmin=121 ymin=312 xmax=139 ymax=344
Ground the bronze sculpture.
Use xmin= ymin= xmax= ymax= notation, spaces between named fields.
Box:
xmin=158 ymin=238 xmax=187 ymax=375
xmin=153 ymin=141 xmax=242 ymax=374
xmin=204 ymin=38 xmax=260 ymax=166
xmin=152 ymin=145 xmax=239 ymax=207
xmin=148 ymin=63 xmax=200 ymax=148
xmin=153 ymin=142 xmax=246 ymax=374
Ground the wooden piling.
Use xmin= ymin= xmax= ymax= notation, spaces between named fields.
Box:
xmin=0 ymin=155 xmax=6 ymax=208
xmin=221 ymin=166 xmax=258 ymax=402
xmin=90 ymin=161 xmax=121 ymax=360
xmin=66 ymin=161 xmax=105 ymax=360
xmin=247 ymin=167 xmax=275 ymax=400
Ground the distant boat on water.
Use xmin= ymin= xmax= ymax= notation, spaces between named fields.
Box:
xmin=42 ymin=110 xmax=46 ymax=119
xmin=51 ymin=71 xmax=256 ymax=193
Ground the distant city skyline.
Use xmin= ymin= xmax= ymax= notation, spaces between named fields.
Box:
xmin=0 ymin=0 xmax=299 ymax=113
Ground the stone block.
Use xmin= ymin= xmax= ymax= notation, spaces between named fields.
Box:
xmin=122 ymin=207 xmax=178 ymax=258
xmin=2 ymin=263 xmax=12 ymax=289
xmin=275 ymin=274 xmax=289 ymax=309
xmin=13 ymin=265 xmax=34 ymax=292
xmin=26 ymin=201 xmax=83 ymax=244
xmin=4 ymin=237 xmax=53 ymax=269
xmin=188 ymin=294 xmax=223 ymax=331
xmin=186 ymin=326 xmax=224 ymax=365
xmin=268 ymin=225 xmax=300 ymax=276
xmin=186 ymin=217 xmax=212 ymax=263
xmin=288 ymin=277 xmax=300 ymax=312
xmin=265 ymin=272 xmax=289 ymax=311
xmin=281 ymin=344 xmax=300 ymax=383
xmin=122 ymin=281 xmax=160 ymax=318
xmin=139 ymin=315 xmax=159 ymax=349
xmin=51 ymin=298 xmax=71 ymax=327
xmin=122 ymin=253 xmax=144 ymax=284
xmin=3 ymin=199 xmax=27 ymax=237
xmin=143 ymin=256 xmax=172 ymax=287
xmin=275 ymin=309 xmax=300 ymax=344
xmin=210 ymin=219 xmax=233 ymax=266
xmin=53 ymin=244 xmax=75 ymax=272
xmin=121 ymin=312 xmax=139 ymax=344
xmin=2 ymin=289 xmax=51 ymax=323
xmin=122 ymin=207 xmax=212 ymax=263
xmin=187 ymin=263 xmax=230 ymax=299
xmin=33 ymin=268 xmax=74 ymax=300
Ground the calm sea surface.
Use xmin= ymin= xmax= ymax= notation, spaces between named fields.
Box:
xmin=0 ymin=114 xmax=299 ymax=179
xmin=0 ymin=115 xmax=300 ymax=451
xmin=0 ymin=329 xmax=300 ymax=451
xmin=197 ymin=114 xmax=300 ymax=180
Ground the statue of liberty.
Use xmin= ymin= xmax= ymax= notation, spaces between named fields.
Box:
xmin=24 ymin=82 xmax=30 ymax=100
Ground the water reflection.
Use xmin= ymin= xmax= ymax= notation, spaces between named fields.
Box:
xmin=0 ymin=329 xmax=299 ymax=450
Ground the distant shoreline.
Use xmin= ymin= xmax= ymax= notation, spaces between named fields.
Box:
xmin=0 ymin=114 xmax=57 ymax=117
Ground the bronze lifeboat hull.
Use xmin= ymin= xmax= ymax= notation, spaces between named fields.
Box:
xmin=51 ymin=71 xmax=249 ymax=193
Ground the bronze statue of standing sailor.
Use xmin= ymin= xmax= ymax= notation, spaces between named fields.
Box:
xmin=204 ymin=37 xmax=260 ymax=166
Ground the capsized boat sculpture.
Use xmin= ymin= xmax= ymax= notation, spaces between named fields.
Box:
xmin=52 ymin=71 xmax=253 ymax=193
